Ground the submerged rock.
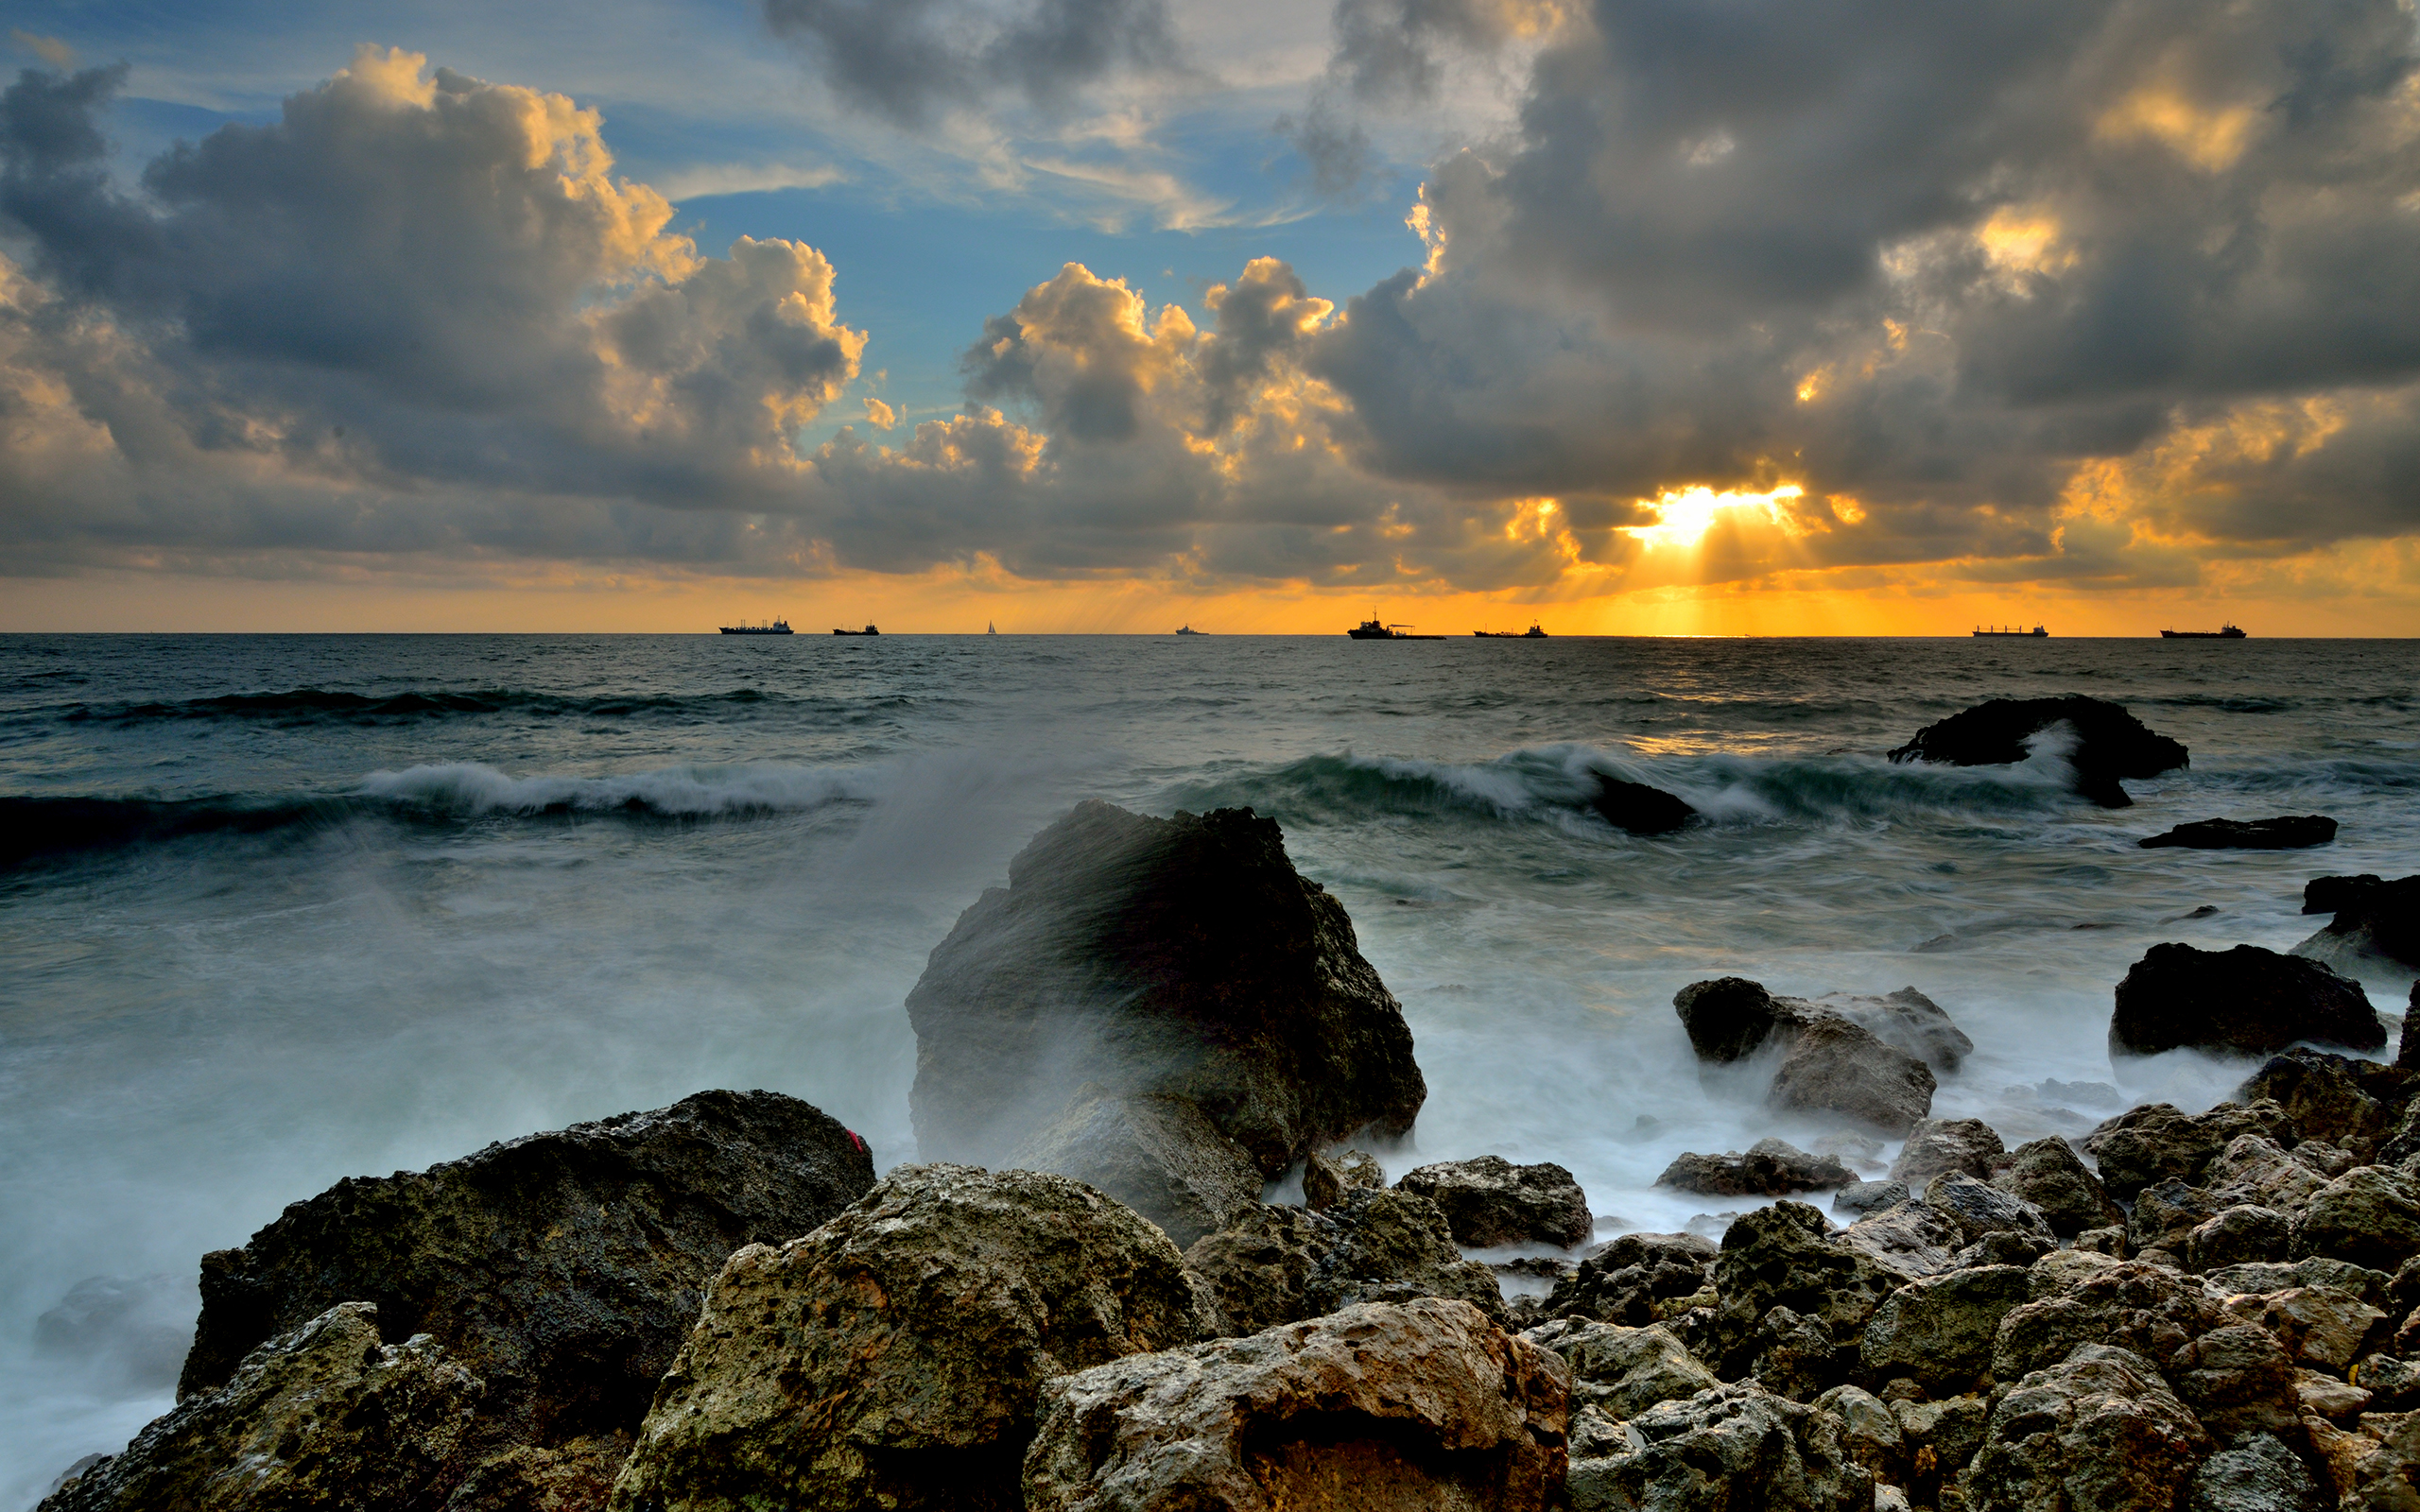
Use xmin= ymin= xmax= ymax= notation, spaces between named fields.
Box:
xmin=1006 ymin=1086 xmax=1264 ymax=1248
xmin=2140 ymin=816 xmax=2338 ymax=850
xmin=2294 ymin=872 xmax=2420 ymax=971
xmin=1658 ymin=1139 xmax=1855 ymax=1198
xmin=905 ymin=801 xmax=1424 ymax=1175
xmin=1182 ymin=1188 xmax=1505 ymax=1337
xmin=1769 ymin=1014 xmax=1936 ymax=1133
xmin=1885 ymin=696 xmax=2188 ymax=807
xmin=1963 ymin=1345 xmax=2215 ymax=1512
xmin=609 ymin=1163 xmax=1206 ymax=1512
xmin=2110 ymin=942 xmax=2383 ymax=1058
xmin=1593 ymin=775 xmax=1698 ymax=835
xmin=1810 ymin=987 xmax=1974 ymax=1073
xmin=1565 ymin=1381 xmax=1873 ymax=1512
xmin=1024 ymin=1298 xmax=1568 ymax=1512
xmin=1396 ymin=1155 xmax=1593 ymax=1247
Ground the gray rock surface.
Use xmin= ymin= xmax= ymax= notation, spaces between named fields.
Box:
xmin=1832 ymin=1179 xmax=1909 ymax=1218
xmin=1181 ymin=1187 xmax=1505 ymax=1337
xmin=1658 ymin=1140 xmax=1855 ymax=1197
xmin=1711 ymin=1203 xmax=1908 ymax=1387
xmin=2110 ymin=942 xmax=2384 ymax=1058
xmin=1542 ymin=1231 xmax=1718 ymax=1327
xmin=1396 ymin=1155 xmax=1593 ymax=1247
xmin=1523 ymin=1317 xmax=1721 ymax=1418
xmin=2161 ymin=1322 xmax=2304 ymax=1443
xmin=1565 ymin=1381 xmax=1873 ymax=1512
xmin=2187 ymin=1205 xmax=2293 ymax=1270
xmin=1924 ymin=1173 xmax=2055 ymax=1248
xmin=2130 ymin=1178 xmax=2221 ymax=1256
xmin=1834 ymin=1198 xmax=1965 ymax=1278
xmin=1891 ymin=1119 xmax=2007 ymax=1187
xmin=2232 ymin=1051 xmax=2400 ymax=1161
xmin=1807 ymin=988 xmax=1974 ymax=1073
xmin=1993 ymin=1261 xmax=2231 ymax=1381
xmin=1860 ymin=1264 xmax=2032 ymax=1395
xmin=1810 ymin=1383 xmax=1906 ymax=1483
xmin=1962 ymin=1345 xmax=2215 ymax=1512
xmin=1008 ymin=1087 xmax=1266 ymax=1248
xmin=1991 ymin=1136 xmax=2122 ymax=1236
xmin=1769 ymin=1014 xmax=1936 ymax=1134
xmin=2203 ymin=1134 xmax=2333 ymax=1216
xmin=2083 ymin=1100 xmax=2299 ymax=1199
xmin=2187 ymin=1432 xmax=2325 ymax=1512
xmin=2292 ymin=1164 xmax=2420 ymax=1272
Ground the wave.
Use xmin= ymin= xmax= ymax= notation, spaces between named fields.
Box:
xmin=48 ymin=686 xmax=920 ymax=728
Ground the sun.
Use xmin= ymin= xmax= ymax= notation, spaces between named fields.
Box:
xmin=1627 ymin=484 xmax=1806 ymax=549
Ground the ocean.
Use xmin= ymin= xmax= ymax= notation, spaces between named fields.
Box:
xmin=3 ymin=631 xmax=2414 ymax=1501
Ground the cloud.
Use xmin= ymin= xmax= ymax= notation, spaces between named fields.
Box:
xmin=654 ymin=161 xmax=848 ymax=199
xmin=8 ymin=30 xmax=74 ymax=70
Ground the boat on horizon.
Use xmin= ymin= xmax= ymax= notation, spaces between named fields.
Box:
xmin=833 ymin=624 xmax=880 ymax=636
xmin=1174 ymin=625 xmax=1205 ymax=635
xmin=2161 ymin=625 xmax=2247 ymax=639
xmin=718 ymin=618 xmax=792 ymax=635
xmin=1973 ymin=625 xmax=2048 ymax=637
xmin=1347 ymin=616 xmax=1444 ymax=641
xmin=987 ymin=622 xmax=997 ymax=635
xmin=1475 ymin=622 xmax=1548 ymax=638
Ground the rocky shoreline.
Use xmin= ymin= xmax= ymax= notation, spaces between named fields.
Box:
xmin=34 ymin=698 xmax=2420 ymax=1511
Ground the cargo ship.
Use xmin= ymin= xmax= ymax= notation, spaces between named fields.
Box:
xmin=1973 ymin=625 xmax=2048 ymax=637
xmin=718 ymin=618 xmax=792 ymax=634
xmin=1347 ymin=617 xmax=1443 ymax=640
xmin=833 ymin=624 xmax=880 ymax=636
xmin=1476 ymin=623 xmax=1548 ymax=638
xmin=2160 ymin=625 xmax=2246 ymax=639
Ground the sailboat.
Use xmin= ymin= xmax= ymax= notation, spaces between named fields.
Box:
xmin=987 ymin=622 xmax=997 ymax=635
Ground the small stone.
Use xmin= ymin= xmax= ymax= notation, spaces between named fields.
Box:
xmin=1302 ymin=1148 xmax=1383 ymax=1211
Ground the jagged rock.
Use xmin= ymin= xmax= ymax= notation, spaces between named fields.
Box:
xmin=1594 ymin=775 xmax=1698 ymax=835
xmin=1008 ymin=1087 xmax=1266 ymax=1248
xmin=1807 ymin=988 xmax=1974 ymax=1073
xmin=2304 ymin=1408 xmax=2420 ymax=1506
xmin=1023 ymin=1298 xmax=1568 ymax=1512
xmin=1893 ymin=1395 xmax=1990 ymax=1507
xmin=1712 ymin=1203 xmax=1909 ymax=1386
xmin=2227 ymin=1286 xmax=2390 ymax=1374
xmin=2028 ymin=1248 xmax=2125 ymax=1297
xmin=2083 ymin=1100 xmax=2300 ymax=1199
xmin=41 ymin=1304 xmax=482 ymax=1512
xmin=1955 ymin=1230 xmax=2057 ymax=1269
xmin=1750 ymin=1305 xmax=1846 ymax=1400
xmin=1925 ymin=1174 xmax=2054 ymax=1248
xmin=2354 ymin=1354 xmax=2420 ymax=1410
xmin=2188 ymin=1206 xmax=2293 ymax=1270
xmin=2308 ymin=875 xmax=2389 ymax=914
xmin=1542 ymin=1231 xmax=1718 ymax=1327
xmin=1891 ymin=1119 xmax=2008 ymax=1186
xmin=1993 ymin=1261 xmax=2230 ymax=1381
xmin=1659 ymin=1140 xmax=1855 ymax=1197
xmin=2074 ymin=1225 xmax=2127 ymax=1255
xmin=1992 ymin=1136 xmax=2122 ymax=1236
xmin=2130 ymin=1179 xmax=2221 ymax=1256
xmin=1770 ymin=1015 xmax=1936 ymax=1133
xmin=2111 ymin=943 xmax=2384 ymax=1058
xmin=2235 ymin=1051 xmax=2400 ymax=1162
xmin=1885 ymin=696 xmax=2188 ymax=807
xmin=2293 ymin=1165 xmax=2420 ymax=1272
xmin=2187 ymin=1432 xmax=2326 ymax=1512
xmin=1963 ymin=1345 xmax=2215 ymax=1511
xmin=1182 ymin=1188 xmax=1505 ymax=1337
xmin=1524 ymin=1317 xmax=1721 ymax=1418
xmin=1564 ymin=1381 xmax=1873 ymax=1512
xmin=1812 ymin=1384 xmax=1906 ymax=1483
xmin=2141 ymin=816 xmax=2338 ymax=850
xmin=2204 ymin=1134 xmax=2335 ymax=1216
xmin=2294 ymin=872 xmax=2420 ymax=971
xmin=1674 ymin=977 xmax=1808 ymax=1063
xmin=2163 ymin=1323 xmax=2305 ymax=1442
xmin=1862 ymin=1265 xmax=2032 ymax=1395
xmin=608 ymin=1163 xmax=1205 ymax=1512
xmin=1302 ymin=1148 xmax=1383 ymax=1211
xmin=2296 ymin=1369 xmax=2373 ymax=1418
xmin=179 ymin=1089 xmax=874 ymax=1453
xmin=905 ymin=801 xmax=1424 ymax=1175
xmin=2205 ymin=1257 xmax=2393 ymax=1311
xmin=1836 ymin=1199 xmax=1965 ymax=1278
xmin=1833 ymin=1179 xmax=1909 ymax=1218
xmin=1396 ymin=1155 xmax=1593 ymax=1247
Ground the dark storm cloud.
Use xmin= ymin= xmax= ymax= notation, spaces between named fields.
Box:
xmin=759 ymin=0 xmax=1184 ymax=128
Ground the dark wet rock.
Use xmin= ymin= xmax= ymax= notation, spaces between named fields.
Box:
xmin=1993 ymin=1261 xmax=2231 ymax=1381
xmin=1833 ymin=1179 xmax=1909 ymax=1218
xmin=1542 ymin=1231 xmax=1717 ymax=1328
xmin=1892 ymin=1118 xmax=2008 ymax=1186
xmin=2405 ymin=985 xmax=2420 ymax=1073
xmin=1925 ymin=1173 xmax=2055 ymax=1249
xmin=179 ymin=1088 xmax=874 ymax=1454
xmin=610 ymin=1163 xmax=1205 ymax=1512
xmin=1396 ymin=1155 xmax=1593 ymax=1248
xmin=1991 ymin=1136 xmax=2123 ymax=1236
xmin=2235 ymin=1051 xmax=2400 ymax=1162
xmin=905 ymin=800 xmax=1425 ymax=1175
xmin=2141 ymin=816 xmax=2339 ymax=850
xmin=1182 ymin=1188 xmax=1505 ymax=1337
xmin=41 ymin=1303 xmax=483 ymax=1512
xmin=1712 ymin=1203 xmax=1909 ymax=1387
xmin=1964 ymin=1345 xmax=2216 ymax=1511
xmin=1885 ymin=696 xmax=2188 ymax=807
xmin=2308 ymin=874 xmax=2390 ymax=914
xmin=1836 ymin=1199 xmax=1966 ymax=1278
xmin=1007 ymin=1086 xmax=1265 ymax=1248
xmin=2292 ymin=1165 xmax=2420 ymax=1272
xmin=2187 ymin=1206 xmax=2294 ymax=1270
xmin=1673 ymin=976 xmax=1807 ymax=1063
xmin=1301 ymin=1147 xmax=1383 ymax=1211
xmin=2111 ymin=942 xmax=2384 ymax=1058
xmin=2083 ymin=1100 xmax=2301 ymax=1199
xmin=1811 ymin=1384 xmax=1905 ymax=1484
xmin=1523 ymin=1316 xmax=1721 ymax=1418
xmin=1861 ymin=1264 xmax=2032 ymax=1395
xmin=2294 ymin=872 xmax=2420 ymax=971
xmin=1024 ymin=1298 xmax=1568 ymax=1512
xmin=1893 ymin=1394 xmax=1990 ymax=1507
xmin=2354 ymin=1354 xmax=2420 ymax=1410
xmin=2164 ymin=1323 xmax=2305 ymax=1443
xmin=1593 ymin=775 xmax=1697 ymax=835
xmin=1808 ymin=988 xmax=1974 ymax=1073
xmin=2187 ymin=1432 xmax=2325 ymax=1512
xmin=1658 ymin=1139 xmax=1856 ymax=1197
xmin=1770 ymin=1015 xmax=1936 ymax=1134
xmin=2130 ymin=1178 xmax=2222 ymax=1256
xmin=1564 ymin=1381 xmax=1872 ymax=1512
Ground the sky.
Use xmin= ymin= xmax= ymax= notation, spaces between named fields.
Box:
xmin=1 ymin=0 xmax=2416 ymax=633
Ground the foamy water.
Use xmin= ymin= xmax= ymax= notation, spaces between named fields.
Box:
xmin=3 ymin=632 xmax=2413 ymax=1502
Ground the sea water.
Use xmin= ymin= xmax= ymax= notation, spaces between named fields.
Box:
xmin=2 ymin=631 xmax=2414 ymax=1500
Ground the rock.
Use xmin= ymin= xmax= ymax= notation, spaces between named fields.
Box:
xmin=2294 ymin=872 xmax=2420 ymax=971
xmin=1956 ymin=1230 xmax=2057 ymax=1269
xmin=2354 ymin=1354 xmax=2420 ymax=1409
xmin=1543 ymin=1231 xmax=1718 ymax=1328
xmin=2308 ymin=875 xmax=2389 ymax=914
xmin=1893 ymin=1395 xmax=1991 ymax=1506
xmin=2074 ymin=1225 xmax=2127 ymax=1256
xmin=1992 ymin=1137 xmax=2123 ymax=1236
xmin=1886 ymin=696 xmax=2188 ymax=807
xmin=904 ymin=801 xmax=1424 ymax=1175
xmin=33 ymin=1273 xmax=197 ymax=1393
xmin=1811 ymin=1384 xmax=1906 ymax=1482
xmin=1524 ymin=1317 xmax=1721 ymax=1418
xmin=2297 ymin=1369 xmax=2373 ymax=1419
xmin=2303 ymin=1408 xmax=2420 ymax=1506
xmin=2188 ymin=1206 xmax=2294 ymax=1270
xmin=1008 ymin=1086 xmax=1266 ymax=1248
xmin=1711 ymin=1203 xmax=1910 ymax=1386
xmin=2203 ymin=1134 xmax=2334 ymax=1216
xmin=40 ymin=1303 xmax=482 ymax=1512
xmin=1565 ymin=1381 xmax=1873 ymax=1512
xmin=1673 ymin=976 xmax=1807 ymax=1063
xmin=1808 ymin=988 xmax=1975 ymax=1073
xmin=2293 ymin=1166 xmax=2420 ymax=1272
xmin=1302 ymin=1148 xmax=1383 ymax=1211
xmin=1962 ymin=1345 xmax=2216 ymax=1511
xmin=1862 ymin=1265 xmax=2033 ymax=1395
xmin=2235 ymin=1051 xmax=2398 ymax=1161
xmin=2230 ymin=1286 xmax=2391 ymax=1374
xmin=2141 ymin=816 xmax=2339 ymax=850
xmin=1594 ymin=775 xmax=1698 ymax=835
xmin=1833 ymin=1179 xmax=1910 ymax=1217
xmin=2187 ymin=1432 xmax=2326 ymax=1512
xmin=1836 ymin=1199 xmax=1966 ymax=1278
xmin=1183 ymin=1188 xmax=1505 ymax=1337
xmin=2130 ymin=1179 xmax=2221 ymax=1256
xmin=1658 ymin=1140 xmax=1856 ymax=1197
xmin=1993 ymin=1262 xmax=2231 ymax=1381
xmin=1770 ymin=1014 xmax=1937 ymax=1134
xmin=1396 ymin=1155 xmax=1593 ymax=1247
xmin=609 ymin=1163 xmax=1205 ymax=1512
xmin=2205 ymin=1257 xmax=2394 ymax=1308
xmin=1749 ymin=1304 xmax=1847 ymax=1400
xmin=178 ymin=1088 xmax=875 ymax=1453
xmin=2110 ymin=943 xmax=2384 ymax=1058
xmin=1925 ymin=1174 xmax=2056 ymax=1249
xmin=1023 ymin=1298 xmax=1568 ymax=1512
xmin=2083 ymin=1100 xmax=2300 ymax=1199
xmin=2166 ymin=1321 xmax=2304 ymax=1443
xmin=1891 ymin=1119 xmax=2008 ymax=1186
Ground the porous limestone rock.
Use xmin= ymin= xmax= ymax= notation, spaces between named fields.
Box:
xmin=2161 ymin=1323 xmax=2304 ymax=1443
xmin=1302 ymin=1147 xmax=1383 ymax=1211
xmin=1565 ymin=1381 xmax=1873 ymax=1512
xmin=1523 ymin=1317 xmax=1721 ymax=1418
xmin=1891 ymin=1120 xmax=2008 ymax=1187
xmin=1658 ymin=1140 xmax=1855 ymax=1198
xmin=1832 ymin=1179 xmax=1909 ymax=1218
xmin=1022 ymin=1298 xmax=1568 ymax=1512
xmin=1008 ymin=1086 xmax=1266 ymax=1248
xmin=1181 ymin=1187 xmax=1505 ymax=1338
xmin=1992 ymin=1262 xmax=2230 ymax=1382
xmin=1542 ymin=1231 xmax=1718 ymax=1328
xmin=1711 ymin=1203 xmax=1908 ymax=1387
xmin=2185 ymin=1432 xmax=2325 ymax=1512
xmin=1991 ymin=1136 xmax=2123 ymax=1236
xmin=1834 ymin=1198 xmax=1965 ymax=1278
xmin=2130 ymin=1179 xmax=2221 ymax=1257
xmin=1811 ymin=1383 xmax=1906 ymax=1483
xmin=608 ymin=1164 xmax=1205 ymax=1512
xmin=1961 ymin=1345 xmax=2215 ymax=1512
xmin=1396 ymin=1155 xmax=1593 ymax=1247
xmin=2110 ymin=944 xmax=2383 ymax=1058
xmin=1769 ymin=1015 xmax=1936 ymax=1134
xmin=1893 ymin=1395 xmax=1991 ymax=1508
xmin=1861 ymin=1264 xmax=2033 ymax=1396
xmin=2083 ymin=1100 xmax=2299 ymax=1200
xmin=1886 ymin=696 xmax=2188 ymax=807
xmin=2203 ymin=1134 xmax=2334 ymax=1217
xmin=2227 ymin=1286 xmax=2390 ymax=1375
xmin=2233 ymin=1052 xmax=2400 ymax=1162
xmin=2292 ymin=1165 xmax=2420 ymax=1272
xmin=2187 ymin=1206 xmax=2293 ymax=1270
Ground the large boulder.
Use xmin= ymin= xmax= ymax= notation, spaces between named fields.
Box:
xmin=1659 ymin=1139 xmax=1855 ymax=1197
xmin=2083 ymin=1100 xmax=2300 ymax=1199
xmin=1712 ymin=1203 xmax=1909 ymax=1387
xmin=608 ymin=1164 xmax=1206 ymax=1512
xmin=1885 ymin=696 xmax=2187 ymax=807
xmin=2234 ymin=1051 xmax=2400 ymax=1161
xmin=1524 ymin=1317 xmax=1721 ymax=1418
xmin=1860 ymin=1265 xmax=2032 ymax=1396
xmin=1181 ymin=1188 xmax=1505 ymax=1337
xmin=1565 ymin=1382 xmax=1873 ymax=1512
xmin=1892 ymin=1119 xmax=2007 ymax=1186
xmin=1023 ymin=1298 xmax=1568 ymax=1512
xmin=1993 ymin=1262 xmax=2230 ymax=1382
xmin=2110 ymin=943 xmax=2384 ymax=1058
xmin=1395 ymin=1155 xmax=1593 ymax=1247
xmin=1992 ymin=1136 xmax=2123 ymax=1236
xmin=906 ymin=802 xmax=1422 ymax=1177
xmin=2295 ymin=872 xmax=2420 ymax=971
xmin=1769 ymin=1015 xmax=1936 ymax=1133
xmin=1962 ymin=1346 xmax=2214 ymax=1512
xmin=1674 ymin=977 xmax=1807 ymax=1063
xmin=1006 ymin=1086 xmax=1264 ymax=1248
xmin=1810 ymin=988 xmax=1974 ymax=1073
xmin=1594 ymin=775 xmax=1698 ymax=835
xmin=2291 ymin=1165 xmax=2420 ymax=1272
xmin=2140 ymin=816 xmax=2338 ymax=850
xmin=179 ymin=1089 xmax=874 ymax=1451
xmin=1542 ymin=1231 xmax=1718 ymax=1328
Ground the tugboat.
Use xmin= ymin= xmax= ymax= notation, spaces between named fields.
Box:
xmin=832 ymin=624 xmax=880 ymax=636
xmin=2161 ymin=625 xmax=2247 ymax=639
xmin=718 ymin=617 xmax=792 ymax=635
xmin=1972 ymin=625 xmax=2048 ymax=637
xmin=1476 ymin=622 xmax=1548 ymax=638
xmin=1347 ymin=616 xmax=1444 ymax=640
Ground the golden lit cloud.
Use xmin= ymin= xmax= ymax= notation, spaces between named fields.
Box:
xmin=1626 ymin=485 xmax=1806 ymax=551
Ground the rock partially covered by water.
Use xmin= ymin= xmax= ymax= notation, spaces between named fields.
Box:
xmin=2083 ymin=1100 xmax=2300 ymax=1199
xmin=610 ymin=1163 xmax=1206 ymax=1512
xmin=1812 ymin=987 xmax=1975 ymax=1073
xmin=2140 ymin=816 xmax=2339 ymax=850
xmin=1770 ymin=1015 xmax=1937 ymax=1134
xmin=1992 ymin=1136 xmax=2123 ymax=1236
xmin=1592 ymin=775 xmax=1697 ymax=835
xmin=906 ymin=801 xmax=1424 ymax=1175
xmin=1962 ymin=1345 xmax=2214 ymax=1511
xmin=1182 ymin=1188 xmax=1505 ymax=1337
xmin=1005 ymin=1086 xmax=1265 ymax=1248
xmin=1885 ymin=696 xmax=2188 ymax=807
xmin=1659 ymin=1139 xmax=1855 ymax=1197
xmin=2111 ymin=943 xmax=2384 ymax=1058
xmin=1396 ymin=1155 xmax=1593 ymax=1247
xmin=1025 ymin=1298 xmax=1568 ymax=1512
xmin=1302 ymin=1147 xmax=1384 ymax=1211
xmin=1565 ymin=1382 xmax=1872 ymax=1512
xmin=179 ymin=1088 xmax=875 ymax=1452
xmin=2295 ymin=872 xmax=2420 ymax=971
xmin=1674 ymin=976 xmax=1806 ymax=1063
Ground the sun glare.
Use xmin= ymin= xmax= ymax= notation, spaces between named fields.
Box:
xmin=1628 ymin=484 xmax=1806 ymax=549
